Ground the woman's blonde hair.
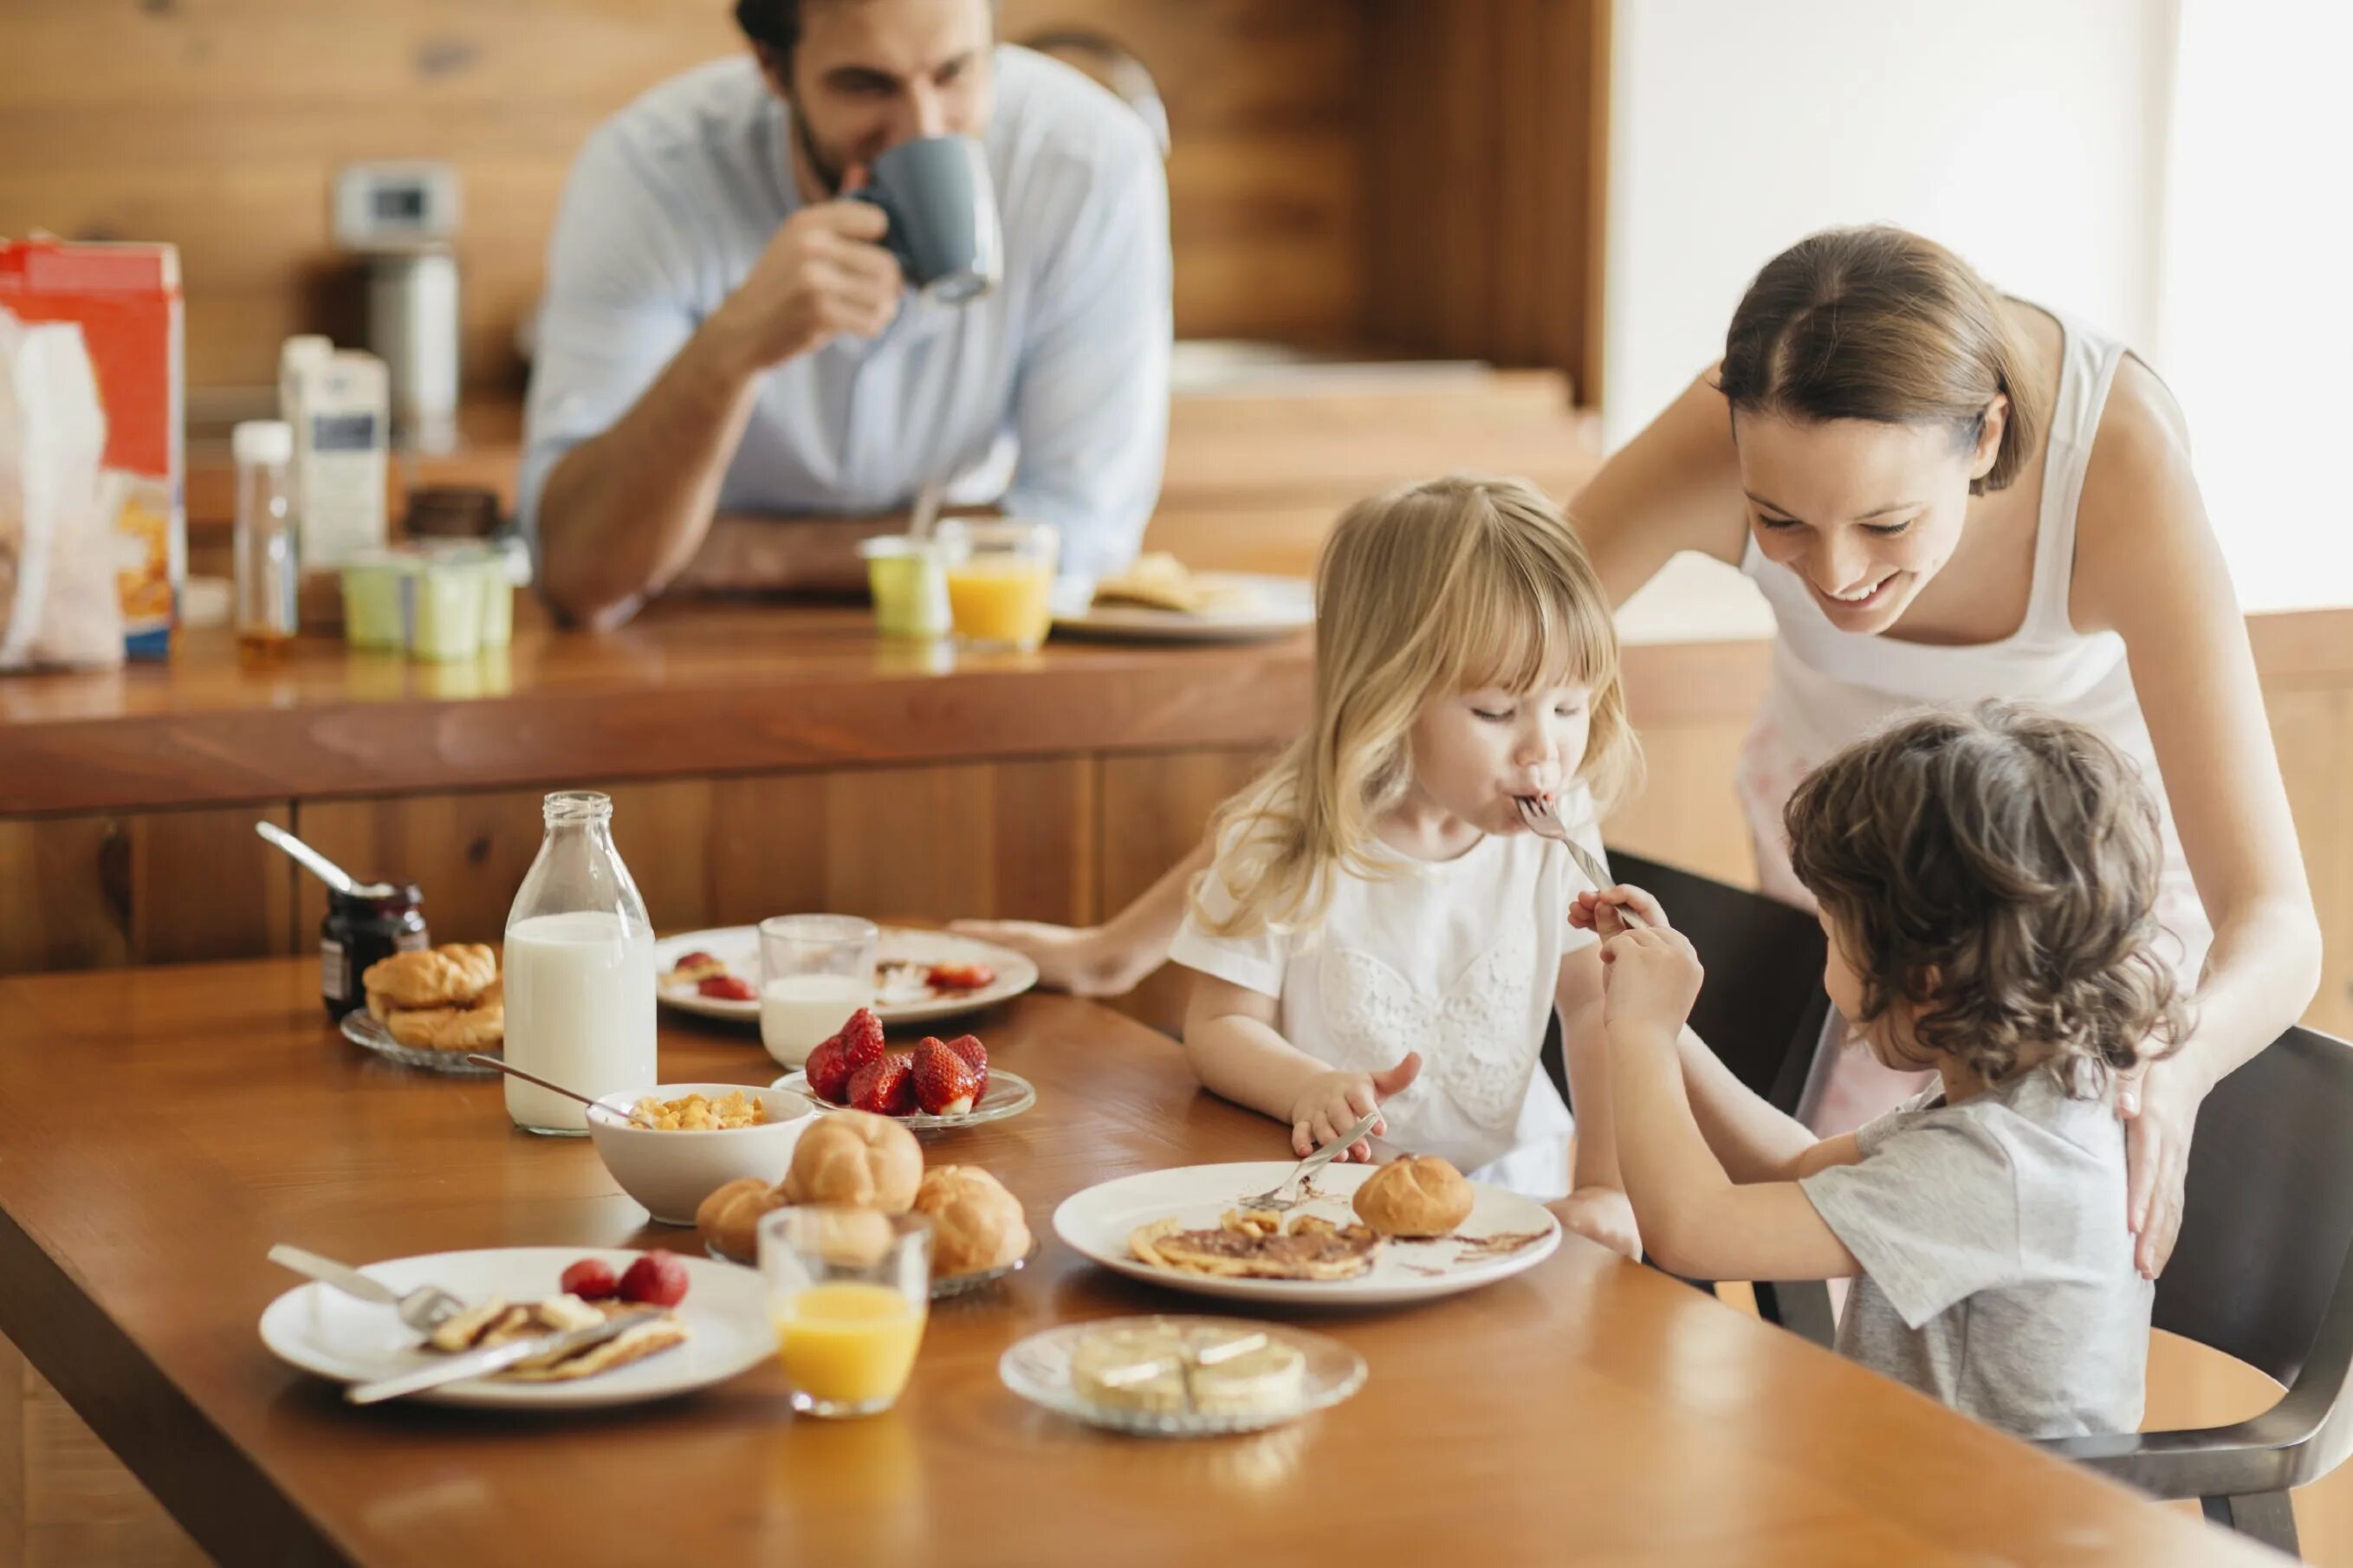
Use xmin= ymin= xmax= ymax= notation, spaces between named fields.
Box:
xmin=1716 ymin=225 xmax=2052 ymax=495
xmin=1192 ymin=475 xmax=1637 ymax=940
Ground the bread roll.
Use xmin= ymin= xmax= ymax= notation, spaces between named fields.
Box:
xmin=912 ymin=1165 xmax=1031 ymax=1276
xmin=780 ymin=1111 xmax=923 ymax=1215
xmin=696 ymin=1176 xmax=787 ymax=1263
xmin=1352 ymin=1155 xmax=1474 ymax=1238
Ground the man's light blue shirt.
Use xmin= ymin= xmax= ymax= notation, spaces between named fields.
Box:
xmin=520 ymin=47 xmax=1171 ymax=588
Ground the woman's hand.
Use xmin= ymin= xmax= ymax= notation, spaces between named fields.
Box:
xmin=1551 ymin=1184 xmax=1642 ymax=1260
xmin=947 ymin=919 xmax=1155 ymax=998
xmin=1285 ymin=1053 xmax=1422 ymax=1160
xmin=2118 ymin=1053 xmax=2208 ymax=1279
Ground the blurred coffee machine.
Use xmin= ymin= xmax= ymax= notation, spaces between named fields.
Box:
xmin=334 ymin=161 xmax=461 ymax=455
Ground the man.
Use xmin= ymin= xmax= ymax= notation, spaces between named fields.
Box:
xmin=522 ymin=0 xmax=1170 ymax=628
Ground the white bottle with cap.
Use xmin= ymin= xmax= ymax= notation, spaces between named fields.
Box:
xmin=282 ymin=347 xmax=389 ymax=570
xmin=231 ymin=419 xmax=298 ymax=661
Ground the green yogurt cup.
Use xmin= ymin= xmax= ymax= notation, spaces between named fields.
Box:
xmin=860 ymin=535 xmax=951 ymax=639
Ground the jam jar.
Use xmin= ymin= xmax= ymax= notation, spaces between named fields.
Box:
xmin=321 ymin=882 xmax=428 ymax=1020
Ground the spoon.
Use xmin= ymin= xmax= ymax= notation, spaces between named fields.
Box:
xmin=465 ymin=1055 xmax=662 ymax=1130
xmin=907 ymin=474 xmax=946 ymax=542
xmin=255 ymin=821 xmax=388 ymax=897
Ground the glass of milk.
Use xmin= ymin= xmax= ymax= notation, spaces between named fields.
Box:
xmin=502 ymin=791 xmax=657 ymax=1136
xmin=759 ymin=915 xmax=878 ymax=1070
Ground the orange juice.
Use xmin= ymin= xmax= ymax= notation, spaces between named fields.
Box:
xmin=774 ymin=1281 xmax=926 ymax=1410
xmin=944 ymin=557 xmax=1054 ymax=650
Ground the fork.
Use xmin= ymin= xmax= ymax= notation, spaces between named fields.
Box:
xmin=1514 ymin=795 xmax=1647 ymax=928
xmin=268 ymin=1245 xmax=468 ymax=1333
xmin=1238 ymin=1106 xmax=1384 ymax=1213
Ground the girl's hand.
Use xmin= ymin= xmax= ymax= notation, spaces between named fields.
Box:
xmin=1600 ymin=925 xmax=1704 ymax=1038
xmin=1551 ymin=1185 xmax=1641 ymax=1260
xmin=1287 ymin=1053 xmax=1422 ymax=1160
xmin=1569 ymin=883 xmax=1671 ymax=940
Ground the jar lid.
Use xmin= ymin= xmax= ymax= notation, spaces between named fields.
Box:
xmin=233 ymin=420 xmax=294 ymax=465
xmin=327 ymin=881 xmax=424 ymax=913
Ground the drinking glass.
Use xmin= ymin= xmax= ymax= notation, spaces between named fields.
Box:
xmin=937 ymin=519 xmax=1058 ymax=652
xmin=761 ymin=1207 xmax=932 ymax=1418
xmin=758 ymin=914 xmax=878 ymax=1069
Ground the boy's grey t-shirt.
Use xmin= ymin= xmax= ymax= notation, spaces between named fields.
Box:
xmin=1799 ymin=1067 xmax=2152 ymax=1438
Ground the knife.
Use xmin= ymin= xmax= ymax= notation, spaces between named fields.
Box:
xmin=346 ymin=1309 xmax=663 ymax=1405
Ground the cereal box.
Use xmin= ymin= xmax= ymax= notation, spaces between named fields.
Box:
xmin=0 ymin=240 xmax=184 ymax=658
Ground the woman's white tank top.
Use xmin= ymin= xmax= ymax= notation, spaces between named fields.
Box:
xmin=1733 ymin=307 xmax=2213 ymax=988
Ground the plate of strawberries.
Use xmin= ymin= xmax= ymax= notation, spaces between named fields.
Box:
xmin=770 ymin=1008 xmax=1035 ymax=1131
xmin=654 ymin=926 xmax=1038 ymax=1027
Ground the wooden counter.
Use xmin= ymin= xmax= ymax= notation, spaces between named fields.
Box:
xmin=0 ymin=603 xmax=1317 ymax=816
xmin=0 ymin=958 xmax=2282 ymax=1568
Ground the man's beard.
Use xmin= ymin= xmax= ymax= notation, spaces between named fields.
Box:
xmin=793 ymin=108 xmax=847 ymax=198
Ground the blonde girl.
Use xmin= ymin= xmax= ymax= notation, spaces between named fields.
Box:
xmin=1167 ymin=475 xmax=1641 ymax=1244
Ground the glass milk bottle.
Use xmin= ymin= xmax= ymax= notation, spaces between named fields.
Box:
xmin=502 ymin=791 xmax=656 ymax=1135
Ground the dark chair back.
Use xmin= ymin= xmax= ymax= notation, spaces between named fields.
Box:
xmin=1543 ymin=849 xmax=1828 ymax=1113
xmin=2159 ymin=1025 xmax=2353 ymax=1385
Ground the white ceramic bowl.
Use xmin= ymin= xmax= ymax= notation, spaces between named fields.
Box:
xmin=586 ymin=1082 xmax=814 ymax=1226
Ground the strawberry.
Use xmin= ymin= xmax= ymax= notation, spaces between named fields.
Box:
xmin=697 ymin=974 xmax=756 ymax=1001
xmin=803 ymin=1033 xmax=854 ymax=1104
xmin=560 ymin=1258 xmax=620 ymax=1299
xmin=839 ymin=1007 xmax=887 ymax=1077
xmin=944 ymin=1033 xmax=989 ymax=1101
xmin=926 ymin=962 xmax=995 ymax=993
xmin=847 ymin=1052 xmax=916 ymax=1116
xmin=911 ymin=1036 xmax=980 ymax=1117
xmin=616 ymin=1252 xmax=690 ymax=1308
xmin=675 ymin=950 xmax=720 ymax=972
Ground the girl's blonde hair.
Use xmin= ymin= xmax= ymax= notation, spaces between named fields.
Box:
xmin=1194 ymin=475 xmax=1638 ymax=940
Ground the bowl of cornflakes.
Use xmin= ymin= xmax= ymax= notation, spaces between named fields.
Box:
xmin=586 ymin=1083 xmax=815 ymax=1227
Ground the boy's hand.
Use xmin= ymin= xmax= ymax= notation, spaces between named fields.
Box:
xmin=1551 ymin=1184 xmax=1641 ymax=1260
xmin=1601 ymin=924 xmax=1704 ymax=1038
xmin=1569 ymin=882 xmax=1671 ymax=939
xmin=1287 ymin=1053 xmax=1421 ymax=1161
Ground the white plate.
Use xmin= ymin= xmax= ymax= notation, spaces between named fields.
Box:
xmin=1053 ymin=573 xmax=1314 ymax=644
xmin=652 ymin=926 xmax=1039 ymax=1027
xmin=1053 ymin=1162 xmax=1560 ymax=1307
xmin=258 ymin=1247 xmax=773 ymax=1409
xmin=768 ymin=1066 xmax=1037 ymax=1133
xmin=1000 ymin=1315 xmax=1366 ymax=1436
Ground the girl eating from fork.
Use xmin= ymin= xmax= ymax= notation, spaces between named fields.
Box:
xmin=1166 ymin=475 xmax=1642 ymax=1252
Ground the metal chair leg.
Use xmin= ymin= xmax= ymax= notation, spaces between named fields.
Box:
xmin=2201 ymin=1491 xmax=2299 ymax=1557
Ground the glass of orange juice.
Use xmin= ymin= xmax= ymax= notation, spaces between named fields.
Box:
xmin=937 ymin=520 xmax=1058 ymax=652
xmin=760 ymin=1207 xmax=932 ymax=1418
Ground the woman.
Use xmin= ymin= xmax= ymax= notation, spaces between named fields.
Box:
xmin=960 ymin=226 xmax=2320 ymax=1277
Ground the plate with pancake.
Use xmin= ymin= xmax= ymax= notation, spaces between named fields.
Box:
xmin=257 ymin=1247 xmax=773 ymax=1410
xmin=1053 ymin=557 xmax=1313 ymax=645
xmin=1052 ymin=1160 xmax=1560 ymax=1306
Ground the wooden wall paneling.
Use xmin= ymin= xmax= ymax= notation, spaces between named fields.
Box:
xmin=1003 ymin=0 xmax=1369 ymax=347
xmin=0 ymin=806 xmax=295 ymax=975
xmin=291 ymin=781 xmax=716 ymax=951
xmin=1360 ymin=1 xmax=1607 ymax=400
xmin=2 ymin=0 xmax=1374 ymax=392
xmin=1096 ymin=746 xmax=1280 ymax=1035
xmin=0 ymin=818 xmax=130 ymax=976
xmin=814 ymin=759 xmax=1097 ymax=927
xmin=129 ymin=806 xmax=298 ymax=965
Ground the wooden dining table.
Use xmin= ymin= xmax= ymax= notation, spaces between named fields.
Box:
xmin=0 ymin=957 xmax=2283 ymax=1566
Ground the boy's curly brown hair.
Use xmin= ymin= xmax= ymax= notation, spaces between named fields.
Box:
xmin=1783 ymin=702 xmax=2188 ymax=1095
